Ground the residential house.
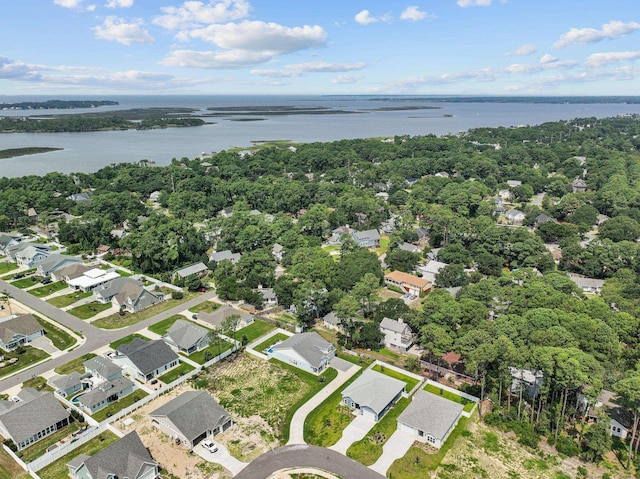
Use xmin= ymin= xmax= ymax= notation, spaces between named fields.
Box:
xmin=380 ymin=218 xmax=396 ymax=234
xmin=327 ymin=225 xmax=355 ymax=245
xmin=50 ymin=372 xmax=85 ymax=398
xmin=36 ymin=253 xmax=82 ymax=277
xmin=505 ymin=209 xmax=526 ymax=225
xmin=149 ymin=190 xmax=162 ymax=202
xmin=199 ymin=305 xmax=253 ymax=331
xmin=414 ymin=227 xmax=429 ymax=244
xmin=568 ymin=274 xmax=605 ymax=294
xmin=397 ymin=389 xmax=464 ymax=449
xmin=384 ymin=271 xmax=432 ymax=297
xmin=509 ymin=367 xmax=544 ymax=398
xmin=173 ymin=262 xmax=208 ymax=280
xmin=417 ymin=261 xmax=448 ymax=284
xmin=76 ymin=376 xmax=135 ymax=415
xmin=272 ymin=243 xmax=284 ymax=262
xmin=434 ymin=172 xmax=450 ymax=178
xmin=572 ymin=178 xmax=587 ymax=193
xmin=506 ymin=180 xmax=522 ymax=188
xmin=67 ymin=268 xmax=121 ymax=292
xmin=0 ymin=314 xmax=45 ymax=351
xmin=375 ymin=192 xmax=389 ymax=202
xmin=51 ymin=262 xmax=92 ymax=283
xmin=113 ymin=338 xmax=179 ymax=382
xmin=209 ymin=250 xmax=241 ymax=264
xmin=270 ymin=332 xmax=335 ymax=375
xmin=150 ymin=391 xmax=233 ymax=449
xmin=163 ymin=320 xmax=211 ymax=355
xmin=94 ymin=277 xmax=163 ymax=313
xmin=596 ymin=214 xmax=610 ymax=226
xmin=217 ymin=207 xmax=234 ymax=218
xmin=534 ymin=214 xmax=555 ymax=226
xmin=582 ymin=390 xmax=632 ymax=440
xmin=352 ymin=229 xmax=381 ymax=248
xmin=341 ymin=369 xmax=406 ymax=421
xmin=322 ymin=311 xmax=344 ymax=334
xmin=67 ymin=431 xmax=158 ymax=479
xmin=380 ymin=317 xmax=414 ymax=351
xmin=0 ymin=389 xmax=71 ymax=451
xmin=254 ymin=285 xmax=278 ymax=308
xmin=84 ymin=356 xmax=124 ymax=383
xmin=398 ymin=242 xmax=421 ymax=254
xmin=13 ymin=244 xmax=50 ymax=268
xmin=66 ymin=192 xmax=91 ymax=203
xmin=0 ymin=234 xmax=22 ymax=255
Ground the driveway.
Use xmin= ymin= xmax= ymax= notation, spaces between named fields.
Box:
xmin=330 ymin=414 xmax=376 ymax=454
xmin=369 ymin=429 xmax=415 ymax=475
xmin=194 ymin=441 xmax=248 ymax=476
xmin=235 ymin=445 xmax=385 ymax=479
xmin=329 ymin=356 xmax=353 ymax=372
xmin=29 ymin=336 xmax=59 ymax=355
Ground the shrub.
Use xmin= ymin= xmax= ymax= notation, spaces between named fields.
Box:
xmin=171 ymin=291 xmax=184 ymax=300
xmin=554 ymin=434 xmax=580 ymax=457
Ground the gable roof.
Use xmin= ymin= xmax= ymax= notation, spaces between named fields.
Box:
xmin=84 ymin=356 xmax=122 ymax=379
xmin=0 ymin=314 xmax=44 ymax=346
xmin=0 ymin=390 xmax=70 ymax=444
xmin=323 ymin=311 xmax=339 ymax=326
xmin=54 ymin=262 xmax=92 ymax=280
xmin=380 ymin=317 xmax=412 ymax=335
xmin=209 ymin=250 xmax=241 ymax=263
xmin=352 ymin=229 xmax=381 ymax=243
xmin=50 ymin=371 xmax=83 ymax=391
xmin=398 ymin=242 xmax=421 ymax=253
xmin=174 ymin=262 xmax=208 ymax=279
xmin=505 ymin=208 xmax=525 ymax=218
xmin=397 ymin=389 xmax=464 ymax=439
xmin=384 ymin=271 xmax=431 ymax=290
xmin=117 ymin=339 xmax=178 ymax=376
xmin=165 ymin=320 xmax=209 ymax=350
xmin=150 ymin=391 xmax=231 ymax=443
xmin=37 ymin=253 xmax=81 ymax=275
xmin=79 ymin=377 xmax=134 ymax=410
xmin=199 ymin=305 xmax=252 ymax=329
xmin=272 ymin=332 xmax=334 ymax=369
xmin=80 ymin=431 xmax=156 ymax=479
xmin=342 ymin=369 xmax=406 ymax=415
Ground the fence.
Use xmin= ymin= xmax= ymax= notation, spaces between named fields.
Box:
xmin=420 ymin=359 xmax=475 ymax=383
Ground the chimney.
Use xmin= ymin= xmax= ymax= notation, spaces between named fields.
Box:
xmin=398 ymin=317 xmax=404 ymax=324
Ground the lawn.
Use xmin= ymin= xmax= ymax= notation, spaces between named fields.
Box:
xmin=109 ymin=333 xmax=149 ymax=350
xmin=188 ymin=300 xmax=220 ymax=314
xmin=424 ymin=384 xmax=476 ymax=413
xmin=372 ymin=364 xmax=420 ymax=391
xmin=186 ymin=337 xmax=234 ymax=364
xmin=10 ymin=276 xmax=40 ymax=288
xmin=18 ymin=421 xmax=81 ymax=463
xmin=0 ymin=262 xmax=18 ymax=275
xmin=67 ymin=301 xmax=113 ymax=320
xmin=0 ymin=446 xmax=29 ymax=479
xmin=235 ymin=319 xmax=275 ymax=343
xmin=147 ymin=314 xmax=187 ymax=335
xmin=115 ymin=269 xmax=133 ymax=277
xmin=336 ymin=351 xmax=374 ymax=368
xmin=54 ymin=353 xmax=96 ymax=375
xmin=29 ymin=281 xmax=67 ymax=298
xmin=157 ymin=362 xmax=195 ymax=384
xmin=347 ymin=397 xmax=411 ymax=465
xmin=91 ymin=389 xmax=149 ymax=422
xmin=36 ymin=431 xmax=119 ymax=479
xmin=91 ymin=292 xmax=197 ymax=329
xmin=0 ymin=347 xmax=50 ymax=379
xmin=47 ymin=290 xmax=92 ymax=308
xmin=34 ymin=315 xmax=77 ymax=350
xmin=22 ymin=375 xmax=54 ymax=392
xmin=304 ymin=367 xmax=365 ymax=447
xmin=253 ymin=333 xmax=289 ymax=353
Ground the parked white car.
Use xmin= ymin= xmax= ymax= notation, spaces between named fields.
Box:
xmin=201 ymin=440 xmax=218 ymax=453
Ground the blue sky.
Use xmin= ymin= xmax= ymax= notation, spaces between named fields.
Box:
xmin=2 ymin=0 xmax=640 ymax=95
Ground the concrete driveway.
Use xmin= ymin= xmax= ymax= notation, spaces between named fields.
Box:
xmin=329 ymin=356 xmax=354 ymax=372
xmin=194 ymin=441 xmax=248 ymax=476
xmin=29 ymin=336 xmax=58 ymax=355
xmin=330 ymin=414 xmax=376 ymax=454
xmin=369 ymin=429 xmax=415 ymax=475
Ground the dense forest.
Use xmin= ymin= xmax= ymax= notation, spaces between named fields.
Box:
xmin=3 ymin=113 xmax=640 ymax=469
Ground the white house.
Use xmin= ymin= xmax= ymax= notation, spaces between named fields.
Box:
xmin=270 ymin=332 xmax=335 ymax=375
xmin=505 ymin=209 xmax=526 ymax=225
xmin=112 ymin=338 xmax=179 ymax=382
xmin=0 ymin=314 xmax=45 ymax=351
xmin=341 ymin=369 xmax=405 ymax=421
xmin=379 ymin=317 xmax=414 ymax=351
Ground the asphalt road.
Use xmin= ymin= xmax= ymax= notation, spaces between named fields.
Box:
xmin=0 ymin=279 xmax=217 ymax=391
xmin=234 ymin=445 xmax=386 ymax=479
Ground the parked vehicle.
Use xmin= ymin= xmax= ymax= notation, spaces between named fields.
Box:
xmin=201 ymin=440 xmax=218 ymax=453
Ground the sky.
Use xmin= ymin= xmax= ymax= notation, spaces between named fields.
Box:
xmin=1 ymin=0 xmax=640 ymax=96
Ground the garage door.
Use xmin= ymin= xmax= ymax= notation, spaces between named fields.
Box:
xmin=362 ymin=407 xmax=377 ymax=420
xmin=398 ymin=422 xmax=414 ymax=434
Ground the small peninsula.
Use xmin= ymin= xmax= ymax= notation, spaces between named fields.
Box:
xmin=0 ymin=100 xmax=118 ymax=110
xmin=0 ymin=147 xmax=62 ymax=158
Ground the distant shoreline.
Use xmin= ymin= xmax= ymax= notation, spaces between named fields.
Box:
xmin=0 ymin=147 xmax=62 ymax=159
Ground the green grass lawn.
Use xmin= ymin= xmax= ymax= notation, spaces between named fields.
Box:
xmin=372 ymin=364 xmax=420 ymax=391
xmin=92 ymin=389 xmax=149 ymax=422
xmin=67 ymin=301 xmax=113 ymax=319
xmin=188 ymin=300 xmax=220 ymax=314
xmin=116 ymin=269 xmax=133 ymax=277
xmin=34 ymin=315 xmax=77 ymax=350
xmin=0 ymin=262 xmax=18 ymax=275
xmin=54 ymin=353 xmax=96 ymax=375
xmin=236 ymin=319 xmax=275 ymax=343
xmin=0 ymin=446 xmax=29 ymax=479
xmin=387 ymin=417 xmax=470 ymax=478
xmin=47 ymin=290 xmax=92 ymax=308
xmin=186 ymin=338 xmax=234 ymax=364
xmin=29 ymin=281 xmax=67 ymax=298
xmin=22 ymin=375 xmax=54 ymax=392
xmin=424 ymin=384 xmax=476 ymax=413
xmin=109 ymin=333 xmax=149 ymax=350
xmin=147 ymin=314 xmax=187 ymax=335
xmin=253 ymin=332 xmax=289 ymax=352
xmin=158 ymin=362 xmax=196 ymax=384
xmin=91 ymin=292 xmax=198 ymax=329
xmin=18 ymin=421 xmax=81 ymax=463
xmin=0 ymin=347 xmax=50 ymax=379
xmin=336 ymin=351 xmax=375 ymax=368
xmin=347 ymin=397 xmax=411 ymax=465
xmin=10 ymin=276 xmax=40 ymax=288
xmin=36 ymin=431 xmax=119 ymax=479
xmin=304 ymin=367 xmax=365 ymax=447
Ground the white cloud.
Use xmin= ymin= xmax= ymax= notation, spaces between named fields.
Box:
xmin=105 ymin=0 xmax=133 ymax=8
xmin=506 ymin=44 xmax=537 ymax=56
xmin=554 ymin=20 xmax=640 ymax=48
xmin=93 ymin=17 xmax=155 ymax=45
xmin=160 ymin=49 xmax=273 ymax=69
xmin=53 ymin=0 xmax=84 ymax=7
xmin=154 ymin=0 xmax=251 ymax=30
xmin=0 ymin=57 xmax=42 ymax=81
xmin=355 ymin=10 xmax=378 ymax=25
xmin=539 ymin=54 xmax=558 ymax=64
xmin=400 ymin=6 xmax=428 ymax=21
xmin=457 ymin=0 xmax=492 ymax=7
xmin=585 ymin=51 xmax=640 ymax=67
xmin=332 ymin=74 xmax=362 ymax=84
xmin=251 ymin=61 xmax=368 ymax=78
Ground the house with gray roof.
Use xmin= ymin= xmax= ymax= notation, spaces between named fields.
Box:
xmin=0 ymin=234 xmax=22 ymax=255
xmin=254 ymin=286 xmax=278 ymax=308
xmin=67 ymin=192 xmax=91 ymax=203
xmin=76 ymin=376 xmax=135 ymax=415
xmin=150 ymin=391 xmax=233 ymax=449
xmin=94 ymin=277 xmax=163 ymax=313
xmin=163 ymin=320 xmax=211 ymax=355
xmin=0 ymin=314 xmax=45 ymax=351
xmin=0 ymin=389 xmax=71 ymax=450
xmin=50 ymin=371 xmax=86 ymax=398
xmin=380 ymin=317 xmax=414 ymax=352
xmin=173 ymin=262 xmax=209 ymax=280
xmin=113 ymin=338 xmax=179 ymax=382
xmin=84 ymin=356 xmax=123 ymax=383
xmin=397 ymin=389 xmax=465 ymax=448
xmin=199 ymin=305 xmax=253 ymax=331
xmin=209 ymin=250 xmax=241 ymax=264
xmin=568 ymin=273 xmax=605 ymax=294
xmin=36 ymin=253 xmax=82 ymax=277
xmin=271 ymin=332 xmax=335 ymax=375
xmin=322 ymin=311 xmax=344 ymax=334
xmin=572 ymin=178 xmax=587 ymax=193
xmin=12 ymin=244 xmax=50 ymax=268
xmin=342 ymin=369 xmax=406 ymax=421
xmin=68 ymin=431 xmax=158 ymax=479
xmin=505 ymin=209 xmax=526 ymax=225
xmin=52 ymin=262 xmax=92 ymax=282
xmin=398 ymin=242 xmax=422 ymax=254
xmin=351 ymin=229 xmax=381 ymax=248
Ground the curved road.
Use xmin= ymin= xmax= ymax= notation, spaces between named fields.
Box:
xmin=234 ymin=445 xmax=385 ymax=479
xmin=0 ymin=279 xmax=217 ymax=390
